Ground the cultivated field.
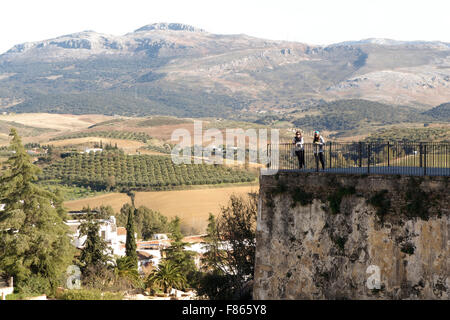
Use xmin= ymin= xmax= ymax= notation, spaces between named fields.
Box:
xmin=64 ymin=192 xmax=132 ymax=212
xmin=64 ymin=185 xmax=258 ymax=234
xmin=0 ymin=113 xmax=116 ymax=146
xmin=48 ymin=137 xmax=146 ymax=154
xmin=0 ymin=113 xmax=114 ymax=132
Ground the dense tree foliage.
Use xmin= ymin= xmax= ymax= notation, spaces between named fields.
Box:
xmin=0 ymin=129 xmax=74 ymax=294
xmin=77 ymin=209 xmax=112 ymax=283
xmin=197 ymin=194 xmax=257 ymax=300
xmin=163 ymin=217 xmax=197 ymax=288
xmin=116 ymin=204 xmax=169 ymax=240
xmin=125 ymin=205 xmax=138 ymax=268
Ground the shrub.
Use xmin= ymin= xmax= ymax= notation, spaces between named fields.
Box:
xmin=16 ymin=275 xmax=52 ymax=297
xmin=59 ymin=289 xmax=123 ymax=300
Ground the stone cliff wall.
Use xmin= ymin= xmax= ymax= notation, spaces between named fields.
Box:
xmin=253 ymin=172 xmax=449 ymax=300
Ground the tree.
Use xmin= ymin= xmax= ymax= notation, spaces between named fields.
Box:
xmin=201 ymin=213 xmax=221 ymax=272
xmin=96 ymin=205 xmax=115 ymax=220
xmin=0 ymin=128 xmax=75 ymax=294
xmin=197 ymin=193 xmax=257 ymax=300
xmin=114 ymin=256 xmax=141 ymax=289
xmin=117 ymin=203 xmax=133 ymax=227
xmin=146 ymin=260 xmax=186 ymax=293
xmin=135 ymin=206 xmax=169 ymax=240
xmin=78 ymin=208 xmax=112 ymax=283
xmin=116 ymin=204 xmax=168 ymax=240
xmin=105 ymin=176 xmax=116 ymax=191
xmin=125 ymin=205 xmax=138 ymax=268
xmin=163 ymin=217 xmax=197 ymax=287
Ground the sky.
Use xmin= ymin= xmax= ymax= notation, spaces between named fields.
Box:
xmin=0 ymin=0 xmax=449 ymax=54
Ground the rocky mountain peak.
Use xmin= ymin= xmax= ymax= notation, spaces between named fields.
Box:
xmin=133 ymin=22 xmax=206 ymax=33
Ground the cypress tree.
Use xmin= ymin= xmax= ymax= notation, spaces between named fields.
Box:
xmin=125 ymin=205 xmax=138 ymax=268
xmin=0 ymin=128 xmax=74 ymax=293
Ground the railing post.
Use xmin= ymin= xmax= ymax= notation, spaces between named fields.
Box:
xmin=367 ymin=143 xmax=371 ymax=174
xmin=424 ymin=144 xmax=427 ymax=176
xmin=419 ymin=143 xmax=423 ymax=168
xmin=359 ymin=142 xmax=362 ymax=168
xmin=387 ymin=141 xmax=390 ymax=167
xmin=329 ymin=141 xmax=332 ymax=170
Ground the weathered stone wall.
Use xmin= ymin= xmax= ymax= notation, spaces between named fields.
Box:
xmin=253 ymin=172 xmax=449 ymax=300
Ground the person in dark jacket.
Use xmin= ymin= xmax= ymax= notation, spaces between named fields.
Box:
xmin=313 ymin=131 xmax=325 ymax=170
xmin=293 ymin=131 xmax=305 ymax=169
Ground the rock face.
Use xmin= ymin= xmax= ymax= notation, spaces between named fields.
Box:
xmin=253 ymin=172 xmax=449 ymax=300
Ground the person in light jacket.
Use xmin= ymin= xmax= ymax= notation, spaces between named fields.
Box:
xmin=313 ymin=131 xmax=325 ymax=170
xmin=293 ymin=131 xmax=305 ymax=169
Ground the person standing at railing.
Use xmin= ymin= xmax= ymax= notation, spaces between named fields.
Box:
xmin=292 ymin=131 xmax=305 ymax=169
xmin=313 ymin=131 xmax=325 ymax=170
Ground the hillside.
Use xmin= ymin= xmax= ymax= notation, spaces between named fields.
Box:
xmin=422 ymin=102 xmax=450 ymax=121
xmin=1 ymin=23 xmax=450 ymax=118
xmin=365 ymin=126 xmax=450 ymax=142
xmin=292 ymin=99 xmax=432 ymax=130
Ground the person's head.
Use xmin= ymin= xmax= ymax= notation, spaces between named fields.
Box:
xmin=314 ymin=131 xmax=320 ymax=137
xmin=295 ymin=131 xmax=302 ymax=137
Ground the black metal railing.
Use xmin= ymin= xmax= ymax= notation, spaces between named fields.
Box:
xmin=266 ymin=142 xmax=450 ymax=176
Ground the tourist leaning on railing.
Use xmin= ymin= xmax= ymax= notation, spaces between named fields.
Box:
xmin=313 ymin=131 xmax=325 ymax=170
xmin=292 ymin=131 xmax=305 ymax=169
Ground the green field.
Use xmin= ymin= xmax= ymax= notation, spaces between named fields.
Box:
xmin=50 ymin=130 xmax=152 ymax=143
xmin=40 ymin=151 xmax=257 ymax=191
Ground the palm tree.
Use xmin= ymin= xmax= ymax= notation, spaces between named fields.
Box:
xmin=114 ymin=256 xmax=141 ymax=288
xmin=146 ymin=260 xmax=186 ymax=294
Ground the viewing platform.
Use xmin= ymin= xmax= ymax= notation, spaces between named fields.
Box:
xmin=266 ymin=142 xmax=450 ymax=176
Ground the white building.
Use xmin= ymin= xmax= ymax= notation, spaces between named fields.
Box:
xmin=84 ymin=148 xmax=103 ymax=154
xmin=65 ymin=216 xmax=128 ymax=257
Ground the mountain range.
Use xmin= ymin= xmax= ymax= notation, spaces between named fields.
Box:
xmin=0 ymin=22 xmax=449 ymax=119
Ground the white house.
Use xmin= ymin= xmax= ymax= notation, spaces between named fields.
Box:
xmin=84 ymin=148 xmax=103 ymax=154
xmin=65 ymin=216 xmax=128 ymax=257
